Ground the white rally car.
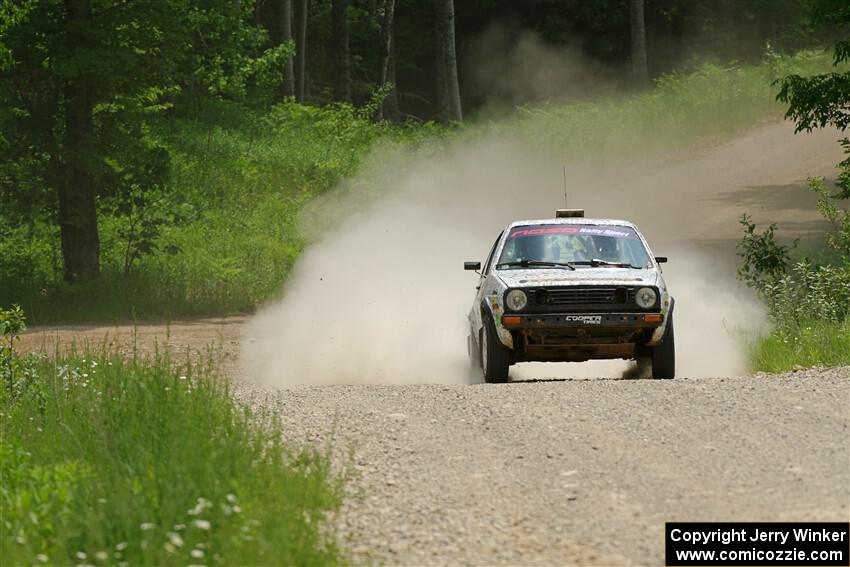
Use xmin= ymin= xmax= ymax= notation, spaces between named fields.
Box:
xmin=465 ymin=210 xmax=674 ymax=383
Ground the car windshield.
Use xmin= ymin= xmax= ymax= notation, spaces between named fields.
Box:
xmin=496 ymin=224 xmax=652 ymax=269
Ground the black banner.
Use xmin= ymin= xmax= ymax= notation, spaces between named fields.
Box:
xmin=666 ymin=522 xmax=849 ymax=566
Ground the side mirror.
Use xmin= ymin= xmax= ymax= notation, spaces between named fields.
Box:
xmin=464 ymin=261 xmax=481 ymax=271
xmin=655 ymin=256 xmax=668 ymax=264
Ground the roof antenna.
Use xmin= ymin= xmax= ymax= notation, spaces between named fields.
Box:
xmin=562 ymin=165 xmax=568 ymax=208
xmin=556 ymin=166 xmax=584 ymax=218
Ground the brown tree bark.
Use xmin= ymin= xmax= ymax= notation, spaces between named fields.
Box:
xmin=294 ymin=0 xmax=308 ymax=102
xmin=630 ymin=0 xmax=649 ymax=87
xmin=280 ymin=0 xmax=295 ymax=98
xmin=376 ymin=0 xmax=400 ymax=121
xmin=434 ymin=0 xmax=461 ymax=123
xmin=60 ymin=0 xmax=100 ymax=282
xmin=331 ymin=0 xmax=351 ymax=102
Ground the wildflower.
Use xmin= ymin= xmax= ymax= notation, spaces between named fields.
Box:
xmin=191 ymin=549 xmax=205 ymax=559
xmin=76 ymin=552 xmax=87 ymax=560
xmin=225 ymin=493 xmax=237 ymax=504
xmin=173 ymin=523 xmax=186 ymax=531
xmin=163 ymin=542 xmax=177 ymax=554
xmin=167 ymin=532 xmax=184 ymax=547
xmin=193 ymin=519 xmax=211 ymax=530
xmin=35 ymin=554 xmax=48 ymax=563
xmin=140 ymin=522 xmax=155 ymax=530
xmin=95 ymin=551 xmax=108 ymax=561
xmin=179 ymin=375 xmax=187 ymax=380
xmin=187 ymin=497 xmax=211 ymax=516
xmin=115 ymin=542 xmax=128 ymax=551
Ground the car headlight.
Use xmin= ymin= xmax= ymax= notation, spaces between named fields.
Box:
xmin=505 ymin=289 xmax=528 ymax=311
xmin=635 ymin=287 xmax=657 ymax=309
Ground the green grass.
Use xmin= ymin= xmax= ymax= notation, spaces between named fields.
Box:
xmin=0 ymin=100 xmax=440 ymax=323
xmin=501 ymin=50 xmax=838 ymax=159
xmin=749 ymin=320 xmax=850 ymax=372
xmin=0 ymin=50 xmax=840 ymax=324
xmin=0 ymin=347 xmax=344 ymax=565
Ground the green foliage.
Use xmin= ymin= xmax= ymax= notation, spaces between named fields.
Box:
xmin=777 ymin=39 xmax=850 ymax=132
xmin=0 ymin=52 xmax=838 ymax=323
xmin=0 ymin=304 xmax=26 ymax=340
xmin=811 ymin=176 xmax=850 ymax=256
xmin=504 ymin=51 xmax=836 ymax=159
xmin=749 ymin=319 xmax=850 ymax=372
xmin=759 ymin=260 xmax=850 ymax=327
xmin=0 ymin=99 xmax=414 ymax=322
xmin=777 ymin=22 xmax=850 ymax=200
xmin=1 ymin=304 xmax=27 ymax=394
xmin=736 ymin=214 xmax=796 ymax=290
xmin=737 ymin=202 xmax=849 ymax=372
xmin=1 ymin=347 xmax=344 ymax=565
xmin=745 ymin=19 xmax=850 ymax=371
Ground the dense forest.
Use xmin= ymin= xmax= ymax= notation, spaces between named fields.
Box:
xmin=0 ymin=0 xmax=847 ymax=317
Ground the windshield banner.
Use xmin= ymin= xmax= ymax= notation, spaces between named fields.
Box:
xmin=509 ymin=225 xmax=638 ymax=239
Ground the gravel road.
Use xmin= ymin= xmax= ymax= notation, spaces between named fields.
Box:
xmin=17 ymin=120 xmax=850 ymax=566
xmin=236 ymin=368 xmax=849 ymax=566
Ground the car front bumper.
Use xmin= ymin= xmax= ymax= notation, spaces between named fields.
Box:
xmin=497 ymin=312 xmax=666 ymax=362
xmin=501 ymin=312 xmax=664 ymax=329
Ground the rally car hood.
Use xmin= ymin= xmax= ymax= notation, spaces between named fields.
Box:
xmin=496 ymin=267 xmax=660 ymax=288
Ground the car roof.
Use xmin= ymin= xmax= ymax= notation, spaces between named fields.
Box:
xmin=505 ymin=218 xmax=638 ymax=230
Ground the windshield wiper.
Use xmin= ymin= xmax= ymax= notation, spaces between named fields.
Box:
xmin=496 ymin=259 xmax=576 ymax=271
xmin=586 ymin=258 xmax=643 ymax=269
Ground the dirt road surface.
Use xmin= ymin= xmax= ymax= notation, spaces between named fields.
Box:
xmin=17 ymin=316 xmax=850 ymax=565
xmin=18 ymin=122 xmax=850 ymax=565
xmin=238 ymin=371 xmax=849 ymax=566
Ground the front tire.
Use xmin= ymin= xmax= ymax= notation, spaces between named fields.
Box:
xmin=651 ymin=313 xmax=675 ymax=380
xmin=481 ymin=316 xmax=510 ymax=383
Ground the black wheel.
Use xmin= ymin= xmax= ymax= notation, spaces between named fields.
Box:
xmin=481 ymin=316 xmax=510 ymax=383
xmin=651 ymin=313 xmax=675 ymax=379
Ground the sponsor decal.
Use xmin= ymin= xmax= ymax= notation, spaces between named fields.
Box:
xmin=564 ymin=315 xmax=602 ymax=325
xmin=577 ymin=227 xmax=633 ymax=238
xmin=509 ymin=226 xmax=579 ymax=237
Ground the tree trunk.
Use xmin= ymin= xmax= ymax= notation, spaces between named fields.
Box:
xmin=630 ymin=0 xmax=649 ymax=87
xmin=294 ymin=0 xmax=308 ymax=103
xmin=331 ymin=0 xmax=351 ymax=102
xmin=60 ymin=0 xmax=100 ymax=282
xmin=384 ymin=49 xmax=401 ymax=121
xmin=434 ymin=0 xmax=461 ymax=123
xmin=376 ymin=0 xmax=400 ymax=121
xmin=280 ymin=0 xmax=295 ymax=98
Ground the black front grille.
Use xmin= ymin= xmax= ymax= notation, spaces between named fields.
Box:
xmin=545 ymin=287 xmax=635 ymax=306
xmin=508 ymin=285 xmax=653 ymax=313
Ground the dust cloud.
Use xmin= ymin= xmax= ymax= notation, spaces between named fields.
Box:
xmin=463 ymin=27 xmax=624 ymax=110
xmin=241 ymin=126 xmax=772 ymax=386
